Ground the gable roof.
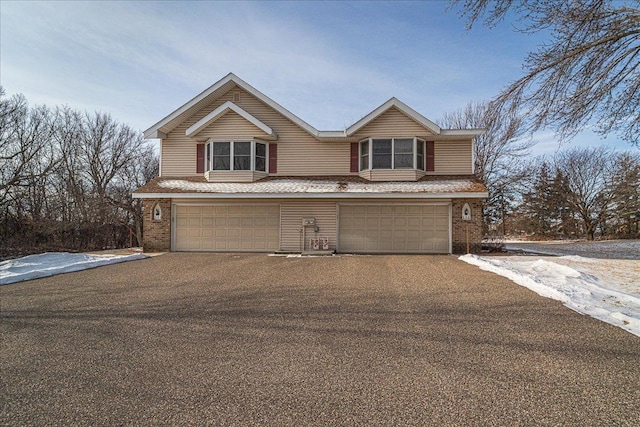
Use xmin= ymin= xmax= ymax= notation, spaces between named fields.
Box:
xmin=144 ymin=73 xmax=485 ymax=141
xmin=144 ymin=73 xmax=319 ymax=139
xmin=346 ymin=97 xmax=441 ymax=135
xmin=185 ymin=101 xmax=277 ymax=139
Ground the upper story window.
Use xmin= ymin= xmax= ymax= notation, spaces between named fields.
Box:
xmin=360 ymin=138 xmax=426 ymax=171
xmin=206 ymin=140 xmax=267 ymax=172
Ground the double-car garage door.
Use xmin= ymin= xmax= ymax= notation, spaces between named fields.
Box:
xmin=173 ymin=202 xmax=450 ymax=253
xmin=338 ymin=204 xmax=450 ymax=253
xmin=174 ymin=204 xmax=279 ymax=251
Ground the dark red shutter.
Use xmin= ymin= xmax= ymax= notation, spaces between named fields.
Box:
xmin=268 ymin=143 xmax=277 ymax=173
xmin=196 ymin=143 xmax=205 ymax=173
xmin=350 ymin=143 xmax=359 ymax=172
xmin=426 ymin=141 xmax=435 ymax=172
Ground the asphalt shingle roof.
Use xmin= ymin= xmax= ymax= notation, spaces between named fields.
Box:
xmin=134 ymin=175 xmax=488 ymax=195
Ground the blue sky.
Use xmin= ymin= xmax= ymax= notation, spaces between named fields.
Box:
xmin=0 ymin=0 xmax=632 ymax=155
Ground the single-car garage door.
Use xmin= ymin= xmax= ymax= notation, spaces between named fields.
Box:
xmin=338 ymin=204 xmax=450 ymax=253
xmin=173 ymin=204 xmax=280 ymax=252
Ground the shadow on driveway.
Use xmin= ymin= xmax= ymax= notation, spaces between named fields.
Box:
xmin=1 ymin=253 xmax=638 ymax=426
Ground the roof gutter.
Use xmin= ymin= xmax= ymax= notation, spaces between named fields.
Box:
xmin=132 ymin=191 xmax=489 ymax=199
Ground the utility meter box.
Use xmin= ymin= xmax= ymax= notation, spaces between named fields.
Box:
xmin=302 ymin=218 xmax=316 ymax=226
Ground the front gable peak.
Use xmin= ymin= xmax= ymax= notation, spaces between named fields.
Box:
xmin=346 ymin=97 xmax=441 ymax=136
xmin=185 ymin=101 xmax=277 ymax=140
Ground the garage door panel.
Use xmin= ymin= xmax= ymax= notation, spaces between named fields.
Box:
xmin=339 ymin=203 xmax=450 ymax=254
xmin=408 ymin=217 xmax=421 ymax=227
xmin=174 ymin=204 xmax=280 ymax=252
xmin=435 ymin=218 xmax=449 ymax=227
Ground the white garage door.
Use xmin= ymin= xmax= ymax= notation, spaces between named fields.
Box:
xmin=338 ymin=204 xmax=450 ymax=253
xmin=173 ymin=204 xmax=280 ymax=252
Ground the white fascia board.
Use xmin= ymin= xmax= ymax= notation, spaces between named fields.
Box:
xmin=440 ymin=128 xmax=486 ymax=137
xmin=346 ymin=97 xmax=442 ymax=136
xmin=144 ymin=72 xmax=320 ymax=140
xmin=133 ymin=192 xmax=489 ymax=199
xmin=143 ymin=73 xmax=237 ymax=139
xmin=144 ymin=130 xmax=167 ymax=139
xmin=317 ymin=130 xmax=347 ymax=137
xmin=185 ymin=101 xmax=276 ymax=138
xmin=230 ymin=74 xmax=321 ymax=138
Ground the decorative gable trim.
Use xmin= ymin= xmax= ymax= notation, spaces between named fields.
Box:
xmin=144 ymin=73 xmax=486 ymax=141
xmin=145 ymin=73 xmax=318 ymax=139
xmin=185 ymin=101 xmax=277 ymax=139
xmin=346 ymin=97 xmax=441 ymax=136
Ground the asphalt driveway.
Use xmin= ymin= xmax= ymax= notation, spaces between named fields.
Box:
xmin=1 ymin=253 xmax=639 ymax=426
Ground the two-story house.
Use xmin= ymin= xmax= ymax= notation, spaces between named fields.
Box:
xmin=133 ymin=73 xmax=487 ymax=254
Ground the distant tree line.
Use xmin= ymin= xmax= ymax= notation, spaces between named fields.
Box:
xmin=0 ymin=88 xmax=158 ymax=259
xmin=509 ymin=148 xmax=640 ymax=240
xmin=442 ymin=102 xmax=640 ymax=241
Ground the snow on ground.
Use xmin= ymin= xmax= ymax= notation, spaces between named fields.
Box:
xmin=0 ymin=252 xmax=148 ymax=285
xmin=504 ymin=239 xmax=640 ymax=260
xmin=460 ymin=254 xmax=640 ymax=337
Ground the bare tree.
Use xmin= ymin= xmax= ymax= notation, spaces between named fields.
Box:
xmin=440 ymin=100 xmax=533 ymax=231
xmin=108 ymin=144 xmax=159 ymax=246
xmin=0 ymin=88 xmax=159 ymax=258
xmin=554 ymin=147 xmax=615 ymax=240
xmin=0 ymin=89 xmax=59 ymax=206
xmin=451 ymin=0 xmax=640 ymax=145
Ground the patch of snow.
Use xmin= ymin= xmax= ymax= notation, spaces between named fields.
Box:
xmin=460 ymin=254 xmax=640 ymax=337
xmin=504 ymin=239 xmax=640 ymax=260
xmin=158 ymin=179 xmax=476 ymax=194
xmin=0 ymin=252 xmax=148 ymax=285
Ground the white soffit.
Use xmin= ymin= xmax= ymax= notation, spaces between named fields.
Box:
xmin=185 ymin=101 xmax=277 ymax=138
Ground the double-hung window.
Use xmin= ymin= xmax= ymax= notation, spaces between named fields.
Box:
xmin=360 ymin=138 xmax=426 ymax=171
xmin=210 ymin=142 xmax=231 ymax=170
xmin=206 ymin=140 xmax=267 ymax=172
xmin=255 ymin=142 xmax=266 ymax=172
xmin=233 ymin=142 xmax=251 ymax=170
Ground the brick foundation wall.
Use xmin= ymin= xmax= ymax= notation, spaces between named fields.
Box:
xmin=143 ymin=198 xmax=171 ymax=252
xmin=451 ymin=199 xmax=483 ymax=254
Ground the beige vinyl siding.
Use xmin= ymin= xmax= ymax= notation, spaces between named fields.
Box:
xmin=205 ymin=171 xmax=268 ymax=183
xmin=351 ymin=107 xmax=436 ymax=139
xmin=161 ymin=140 xmax=197 ymax=177
xmin=160 ymin=86 xmax=351 ymax=177
xmin=194 ymin=111 xmax=270 ymax=142
xmin=431 ymin=140 xmax=473 ymax=175
xmin=280 ymin=201 xmax=337 ymax=251
xmin=359 ymin=169 xmax=425 ymax=182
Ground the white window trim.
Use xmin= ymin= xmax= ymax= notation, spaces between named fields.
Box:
xmin=207 ymin=140 xmax=269 ymax=172
xmin=359 ymin=137 xmax=426 ymax=171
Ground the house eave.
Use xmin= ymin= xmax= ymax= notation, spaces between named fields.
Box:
xmin=144 ymin=72 xmax=320 ymax=140
xmin=133 ymin=191 xmax=489 ymax=199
